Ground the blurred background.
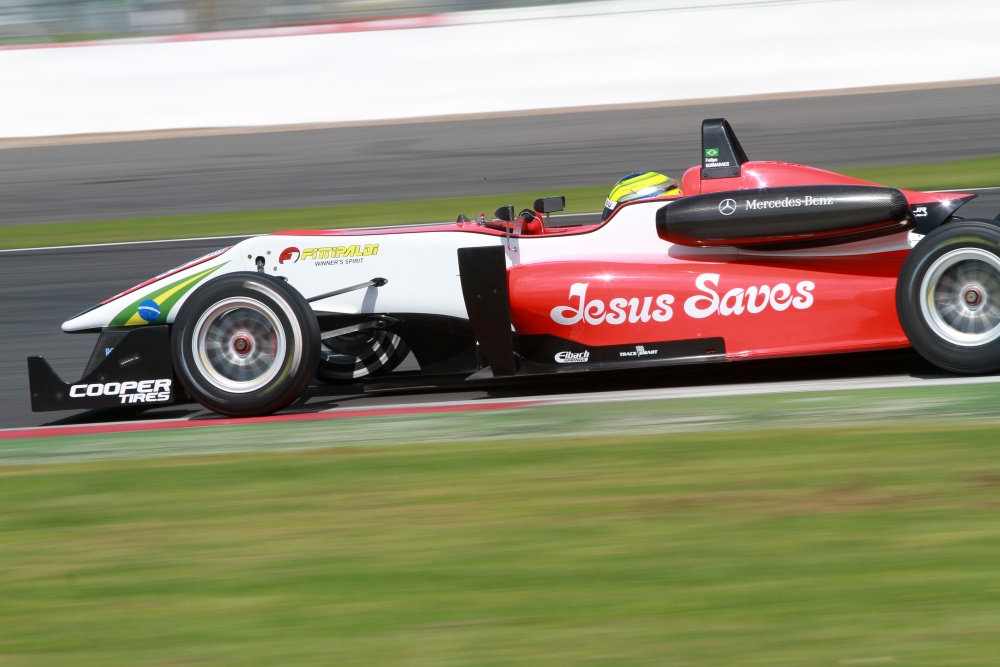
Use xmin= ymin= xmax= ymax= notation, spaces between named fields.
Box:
xmin=3 ymin=4 xmax=1000 ymax=660
xmin=0 ymin=0 xmax=592 ymax=42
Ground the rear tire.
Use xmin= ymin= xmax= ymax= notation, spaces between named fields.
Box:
xmin=170 ymin=272 xmax=320 ymax=416
xmin=316 ymin=329 xmax=409 ymax=383
xmin=897 ymin=220 xmax=1000 ymax=373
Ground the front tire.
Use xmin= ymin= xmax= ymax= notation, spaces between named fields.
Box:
xmin=170 ymin=273 xmax=320 ymax=416
xmin=897 ymin=220 xmax=1000 ymax=373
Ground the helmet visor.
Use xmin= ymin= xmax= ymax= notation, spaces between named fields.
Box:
xmin=601 ymin=172 xmax=679 ymax=221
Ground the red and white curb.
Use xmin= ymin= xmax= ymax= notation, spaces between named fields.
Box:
xmin=0 ymin=14 xmax=453 ymax=51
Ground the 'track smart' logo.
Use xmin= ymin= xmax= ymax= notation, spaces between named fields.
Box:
xmin=619 ymin=345 xmax=659 ymax=358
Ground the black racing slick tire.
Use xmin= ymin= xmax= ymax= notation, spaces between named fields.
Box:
xmin=170 ymin=272 xmax=320 ymax=417
xmin=896 ymin=220 xmax=1000 ymax=373
xmin=315 ymin=330 xmax=410 ymax=383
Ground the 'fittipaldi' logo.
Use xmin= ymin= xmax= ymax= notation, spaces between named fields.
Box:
xmin=279 ymin=245 xmax=379 ymax=263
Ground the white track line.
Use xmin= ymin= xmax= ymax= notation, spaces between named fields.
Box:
xmin=930 ymin=186 xmax=1000 ymax=192
xmin=343 ymin=372 xmax=1000 ymax=413
xmin=0 ymin=213 xmax=598 ymax=253
xmin=529 ymin=372 xmax=1000 ymax=407
xmin=0 ymin=234 xmax=249 ymax=254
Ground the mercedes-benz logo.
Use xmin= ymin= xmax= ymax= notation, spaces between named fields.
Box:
xmin=718 ymin=199 xmax=737 ymax=216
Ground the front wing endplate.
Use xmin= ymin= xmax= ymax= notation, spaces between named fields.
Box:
xmin=28 ymin=326 xmax=176 ymax=412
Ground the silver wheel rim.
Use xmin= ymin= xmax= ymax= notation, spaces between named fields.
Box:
xmin=920 ymin=248 xmax=1000 ymax=346
xmin=191 ymin=297 xmax=287 ymax=393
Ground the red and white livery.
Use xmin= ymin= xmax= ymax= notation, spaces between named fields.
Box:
xmin=28 ymin=119 xmax=1000 ymax=417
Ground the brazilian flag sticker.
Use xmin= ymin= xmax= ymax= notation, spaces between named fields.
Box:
xmin=705 ymin=148 xmax=720 ymax=158
xmin=110 ymin=264 xmax=226 ymax=327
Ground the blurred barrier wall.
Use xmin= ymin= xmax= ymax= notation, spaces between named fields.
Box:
xmin=1 ymin=0 xmax=1000 ymax=139
xmin=0 ymin=0 xmax=591 ymax=43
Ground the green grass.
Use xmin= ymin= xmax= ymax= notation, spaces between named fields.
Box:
xmin=3 ymin=156 xmax=999 ymax=250
xmin=3 ymin=385 xmax=1000 ymax=665
xmin=843 ymin=154 xmax=1000 ymax=192
xmin=0 ymin=186 xmax=609 ymax=251
xmin=0 ymin=33 xmax=121 ymax=47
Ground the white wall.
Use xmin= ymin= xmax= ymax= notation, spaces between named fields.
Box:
xmin=2 ymin=0 xmax=999 ymax=139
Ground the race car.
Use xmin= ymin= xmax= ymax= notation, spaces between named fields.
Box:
xmin=28 ymin=118 xmax=1000 ymax=417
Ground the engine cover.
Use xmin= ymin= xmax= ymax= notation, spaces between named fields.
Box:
xmin=656 ymin=185 xmax=914 ymax=249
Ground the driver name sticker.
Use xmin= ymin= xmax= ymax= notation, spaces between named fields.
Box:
xmin=704 ymin=147 xmax=730 ymax=169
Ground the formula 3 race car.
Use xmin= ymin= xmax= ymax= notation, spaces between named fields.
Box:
xmin=28 ymin=119 xmax=1000 ymax=417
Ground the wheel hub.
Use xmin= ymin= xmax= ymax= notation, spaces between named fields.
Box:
xmin=231 ymin=332 xmax=254 ymax=357
xmin=963 ymin=285 xmax=985 ymax=309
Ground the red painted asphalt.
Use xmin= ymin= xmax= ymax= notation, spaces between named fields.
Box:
xmin=0 ymin=400 xmax=541 ymax=441
xmin=0 ymin=15 xmax=450 ymax=51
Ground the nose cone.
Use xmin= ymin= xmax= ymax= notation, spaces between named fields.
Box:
xmin=61 ymin=302 xmax=107 ymax=332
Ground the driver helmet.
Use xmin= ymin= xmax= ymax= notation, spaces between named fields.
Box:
xmin=602 ymin=171 xmax=680 ymax=221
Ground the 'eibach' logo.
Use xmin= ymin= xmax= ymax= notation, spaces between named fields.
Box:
xmin=554 ymin=350 xmax=590 ymax=364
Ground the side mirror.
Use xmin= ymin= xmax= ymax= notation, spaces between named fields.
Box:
xmin=533 ymin=196 xmax=565 ymax=214
xmin=495 ymin=205 xmax=516 ymax=222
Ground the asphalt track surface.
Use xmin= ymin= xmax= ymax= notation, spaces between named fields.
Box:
xmin=3 ymin=82 xmax=1000 ymax=429
xmin=4 ymin=81 xmax=1000 ymax=225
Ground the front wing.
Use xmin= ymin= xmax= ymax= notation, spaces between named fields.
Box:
xmin=28 ymin=326 xmax=176 ymax=412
